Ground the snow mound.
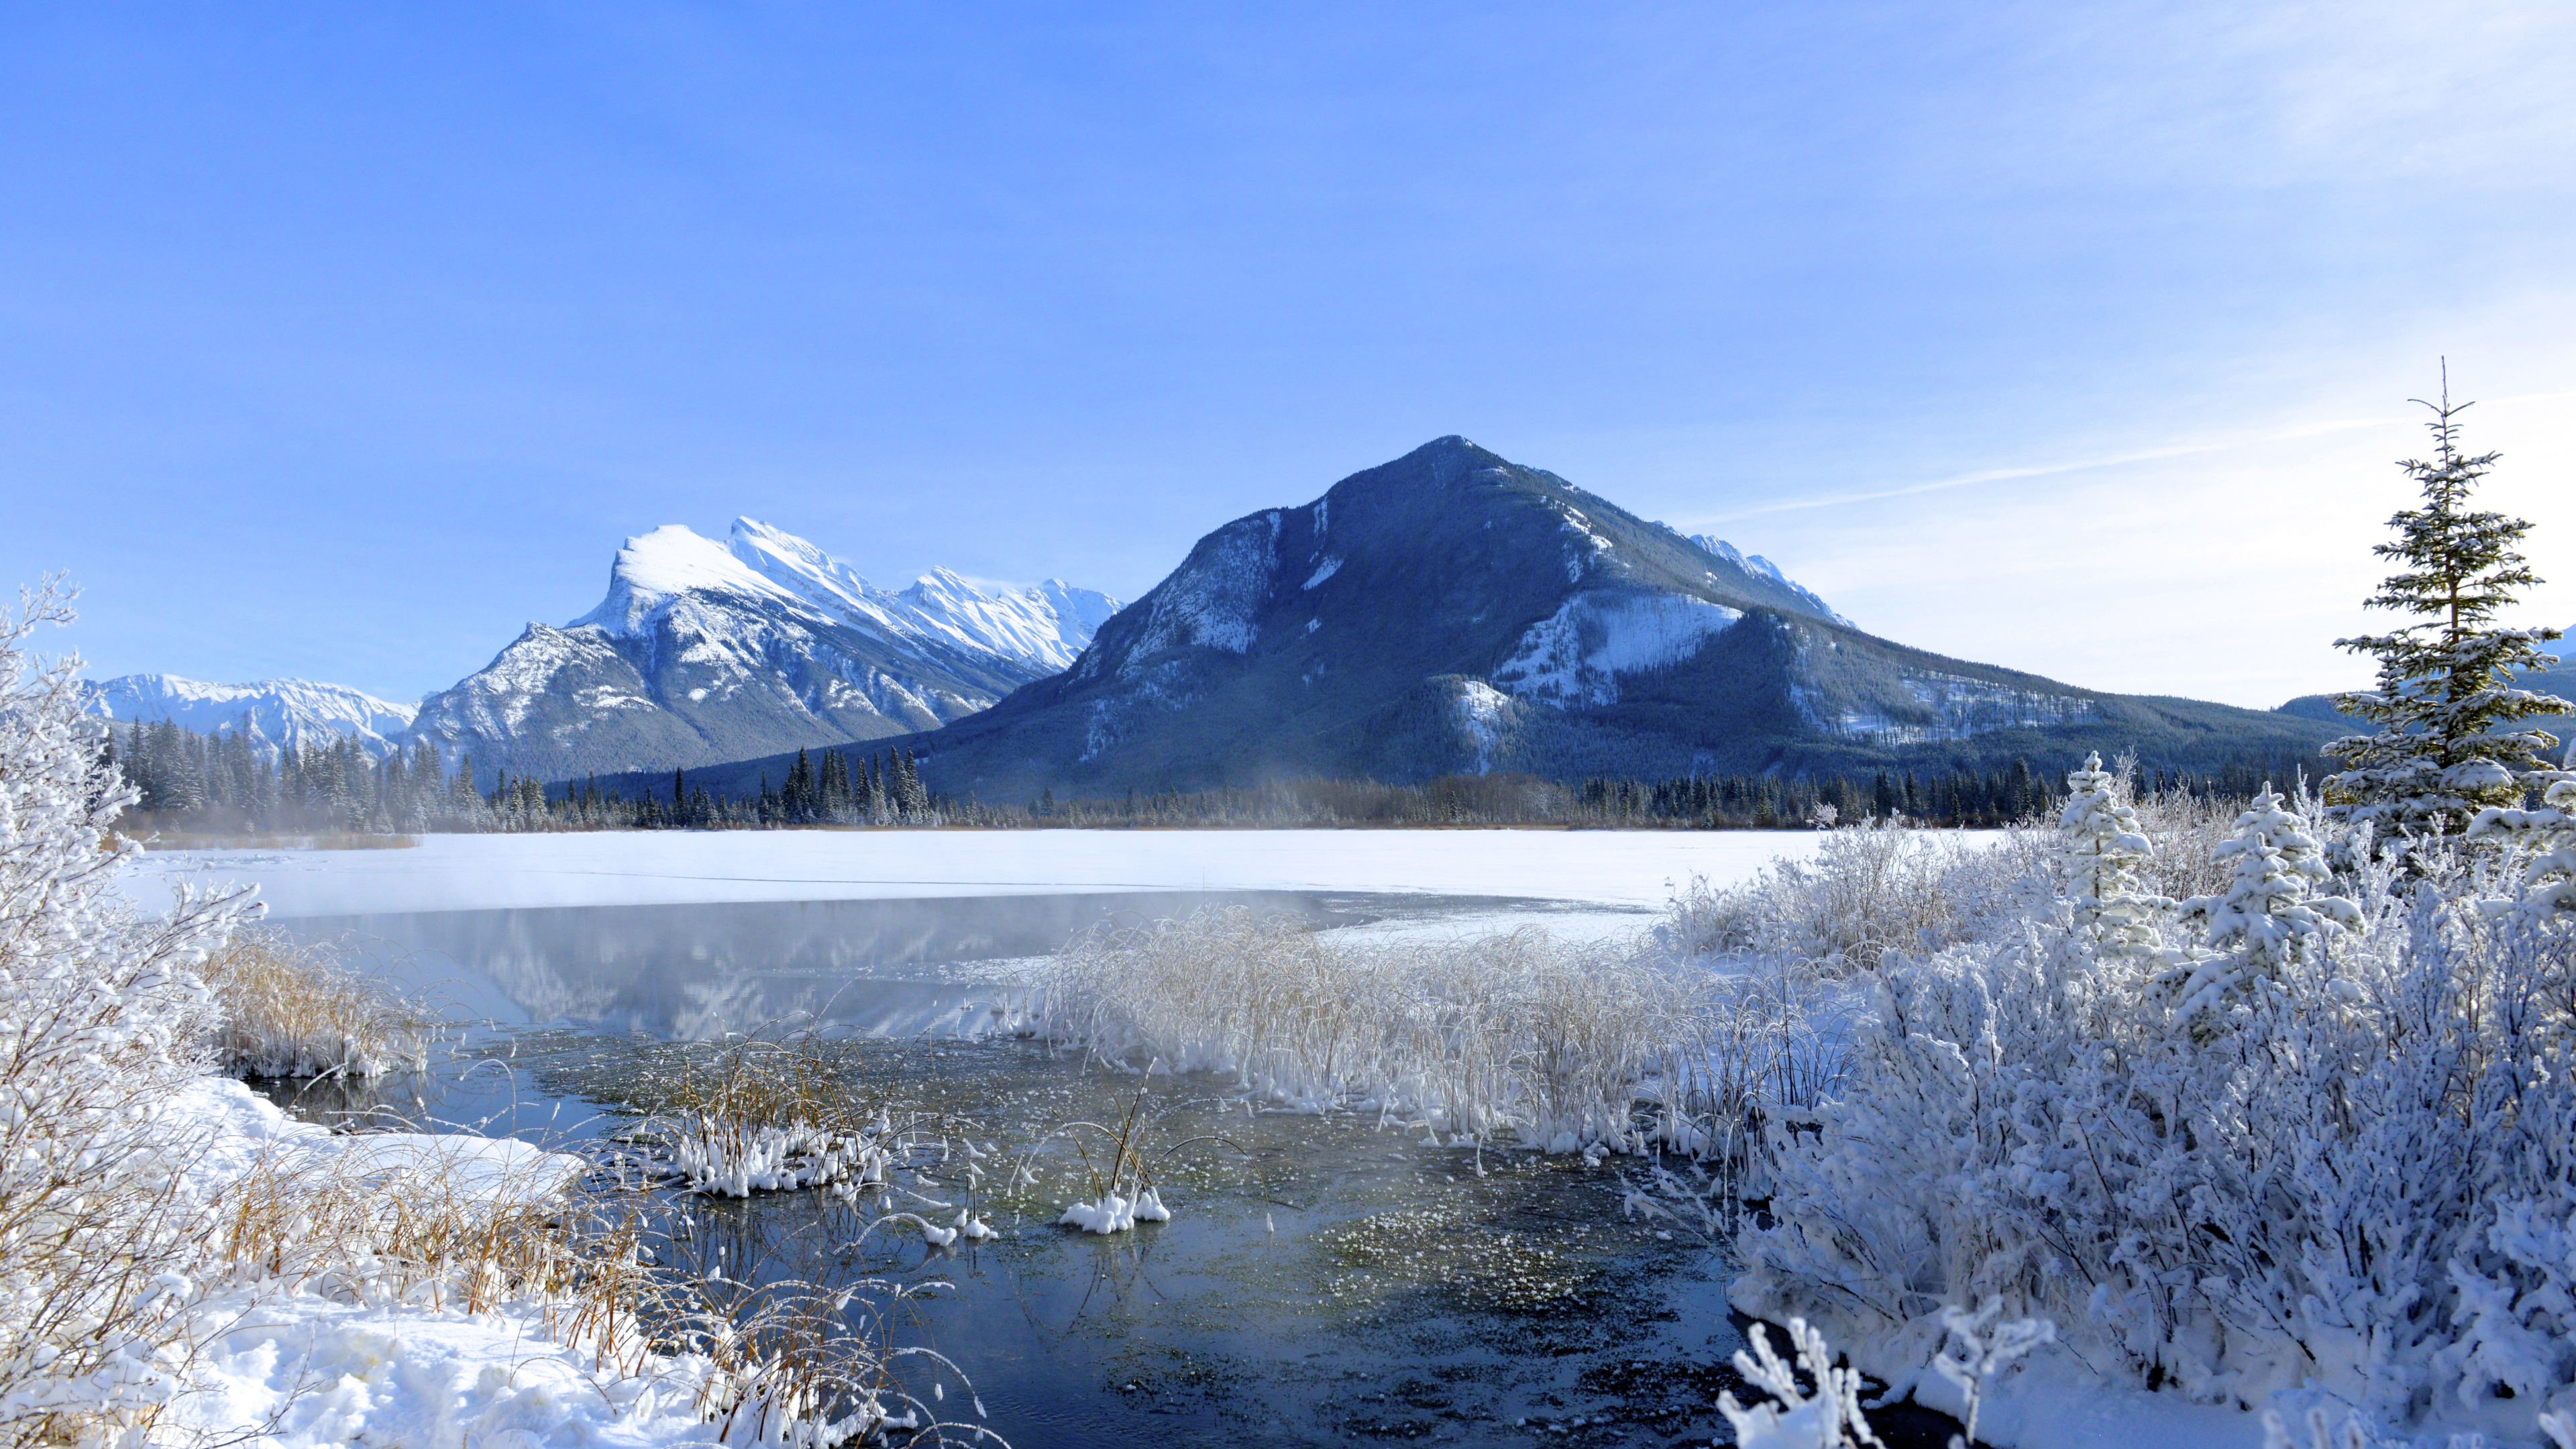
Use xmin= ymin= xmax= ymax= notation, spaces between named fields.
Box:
xmin=1059 ymin=1187 xmax=1171 ymax=1234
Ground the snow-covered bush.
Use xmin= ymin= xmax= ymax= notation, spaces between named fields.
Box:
xmin=2157 ymin=786 xmax=2361 ymax=1032
xmin=0 ymin=582 xmax=254 ymax=1443
xmin=2469 ymin=744 xmax=2576 ymax=924
xmin=1733 ymin=752 xmax=2576 ymax=1441
xmin=1713 ymin=1307 xmax=2055 ymax=1449
xmin=1716 ymin=1316 xmax=1889 ymax=1449
xmin=1664 ymin=816 xmax=2054 ymax=974
xmin=2057 ymin=751 xmax=2169 ymax=969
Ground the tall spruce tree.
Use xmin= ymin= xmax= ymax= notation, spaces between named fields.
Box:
xmin=2327 ymin=366 xmax=2563 ymax=833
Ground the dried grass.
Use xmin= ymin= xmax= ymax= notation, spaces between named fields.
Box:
xmin=203 ymin=1124 xmax=972 ymax=1444
xmin=194 ymin=931 xmax=433 ymax=1079
xmin=1662 ymin=816 xmax=2057 ymax=973
xmin=610 ymin=1028 xmax=942 ymax=1201
xmin=1040 ymin=907 xmax=1717 ymax=1154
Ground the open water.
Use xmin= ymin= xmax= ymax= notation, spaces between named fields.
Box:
xmin=262 ymin=892 xmax=1968 ymax=1448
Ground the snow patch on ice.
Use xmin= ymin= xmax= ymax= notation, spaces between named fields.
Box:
xmin=1059 ymin=1187 xmax=1171 ymax=1234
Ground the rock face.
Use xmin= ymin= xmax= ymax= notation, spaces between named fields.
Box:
xmin=789 ymin=435 xmax=2333 ymax=800
xmin=407 ymin=519 xmax=1119 ymax=786
xmin=81 ymin=676 xmax=417 ymax=758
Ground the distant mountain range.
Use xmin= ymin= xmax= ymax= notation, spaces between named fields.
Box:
xmin=87 ymin=518 xmax=1120 ymax=783
xmin=655 ymin=436 xmax=2351 ymax=804
xmin=80 ymin=675 xmax=417 ymax=757
xmin=105 ymin=439 xmax=2525 ymax=804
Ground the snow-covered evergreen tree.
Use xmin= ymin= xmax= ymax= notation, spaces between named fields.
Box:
xmin=2328 ymin=368 xmax=2563 ymax=833
xmin=2056 ymin=751 xmax=2170 ymax=971
xmin=2469 ymin=741 xmax=2576 ymax=924
xmin=2160 ymin=786 xmax=2360 ymax=1032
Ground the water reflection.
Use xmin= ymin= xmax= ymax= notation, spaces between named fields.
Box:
xmin=276 ymin=891 xmax=1378 ymax=1040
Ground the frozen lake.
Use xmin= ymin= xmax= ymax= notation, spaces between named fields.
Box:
xmin=121 ymin=825 xmax=1825 ymax=919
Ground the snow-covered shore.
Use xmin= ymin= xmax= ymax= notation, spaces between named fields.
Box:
xmin=151 ymin=1081 xmax=739 ymax=1449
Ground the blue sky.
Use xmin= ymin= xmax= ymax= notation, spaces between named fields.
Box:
xmin=3 ymin=1 xmax=2570 ymax=708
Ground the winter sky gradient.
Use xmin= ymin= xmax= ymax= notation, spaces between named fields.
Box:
xmin=3 ymin=3 xmax=2571 ymax=708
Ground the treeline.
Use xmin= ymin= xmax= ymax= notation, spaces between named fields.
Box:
xmin=111 ymin=719 xmax=486 ymax=833
xmin=990 ymin=750 xmax=2339 ymax=830
xmin=109 ymin=713 xmax=2334 ymax=837
xmin=1572 ymin=748 xmax=2339 ymax=829
xmin=107 ymin=717 xmax=958 ymax=834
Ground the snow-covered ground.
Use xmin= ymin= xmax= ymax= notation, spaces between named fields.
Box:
xmin=151 ymin=1080 xmax=748 ymax=1449
xmin=121 ymin=826 xmax=1827 ymax=920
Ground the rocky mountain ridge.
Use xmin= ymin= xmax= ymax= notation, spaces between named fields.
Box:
xmin=663 ymin=436 xmax=2334 ymax=803
xmin=401 ymin=519 xmax=1118 ymax=784
xmin=80 ymin=675 xmax=417 ymax=758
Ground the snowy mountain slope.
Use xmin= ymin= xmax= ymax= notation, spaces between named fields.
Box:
xmin=680 ymin=435 xmax=2332 ymax=800
xmin=408 ymin=521 xmax=1120 ymax=786
xmin=726 ymin=517 xmax=1117 ymax=674
xmin=1687 ymin=535 xmax=1853 ymax=628
xmin=82 ymin=675 xmax=416 ymax=758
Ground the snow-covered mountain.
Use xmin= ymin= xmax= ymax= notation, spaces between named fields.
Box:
xmin=81 ymin=675 xmax=416 ymax=758
xmin=407 ymin=519 xmax=1120 ymax=786
xmin=724 ymin=519 xmax=1117 ymax=675
xmin=755 ymin=435 xmax=2335 ymax=799
xmin=1686 ymin=535 xmax=1854 ymax=629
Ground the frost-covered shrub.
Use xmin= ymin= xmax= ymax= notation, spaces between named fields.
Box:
xmin=2156 ymin=786 xmax=2361 ymax=1033
xmin=2058 ymin=751 xmax=2167 ymax=969
xmin=2469 ymin=746 xmax=2576 ymax=924
xmin=1733 ymin=755 xmax=2576 ymax=1440
xmin=0 ymin=582 xmax=254 ymax=1443
xmin=1664 ymin=818 xmax=2052 ymax=973
xmin=1041 ymin=908 xmax=1697 ymax=1151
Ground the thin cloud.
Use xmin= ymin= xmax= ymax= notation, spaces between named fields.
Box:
xmin=1690 ymin=414 xmax=2408 ymax=525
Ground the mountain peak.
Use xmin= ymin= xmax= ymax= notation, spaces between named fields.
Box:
xmin=416 ymin=517 xmax=1124 ymax=784
xmin=576 ymin=524 xmax=800 ymax=635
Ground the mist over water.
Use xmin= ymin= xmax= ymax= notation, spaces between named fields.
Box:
xmin=270 ymin=890 xmax=1554 ymax=1038
xmin=257 ymin=888 xmax=1960 ymax=1447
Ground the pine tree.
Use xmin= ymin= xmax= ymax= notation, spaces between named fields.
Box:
xmin=2056 ymin=753 xmax=2171 ymax=971
xmin=2158 ymin=786 xmax=2359 ymax=1034
xmin=2327 ymin=366 xmax=2563 ymax=833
